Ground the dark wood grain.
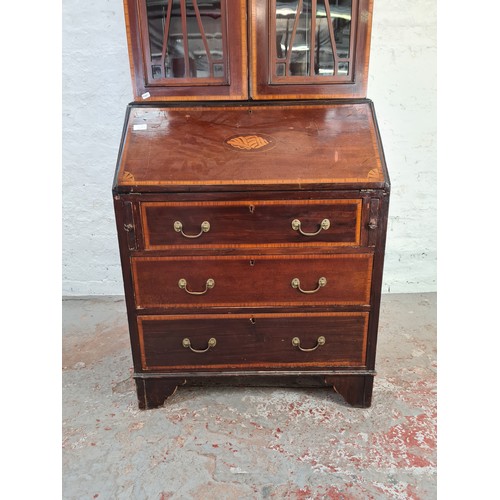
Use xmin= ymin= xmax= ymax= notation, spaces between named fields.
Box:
xmin=141 ymin=199 xmax=361 ymax=249
xmin=181 ymin=374 xmax=370 ymax=388
xmin=137 ymin=312 xmax=369 ymax=370
xmin=365 ymin=191 xmax=390 ymax=371
xmin=135 ymin=377 xmax=186 ymax=409
xmin=131 ymin=253 xmax=373 ymax=309
xmin=115 ymin=101 xmax=387 ymax=193
xmin=325 ymin=374 xmax=374 ymax=407
xmin=114 ymin=173 xmax=389 ymax=411
xmin=113 ymin=195 xmax=145 ymax=370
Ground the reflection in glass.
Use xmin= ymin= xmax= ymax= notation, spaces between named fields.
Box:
xmin=274 ymin=0 xmax=353 ymax=78
xmin=338 ymin=61 xmax=349 ymax=75
xmin=146 ymin=0 xmax=225 ymax=80
xmin=276 ymin=63 xmax=286 ymax=76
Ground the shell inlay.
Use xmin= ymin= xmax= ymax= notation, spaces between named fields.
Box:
xmin=225 ymin=135 xmax=270 ymax=150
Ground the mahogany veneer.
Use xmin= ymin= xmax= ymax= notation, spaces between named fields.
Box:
xmin=140 ymin=199 xmax=362 ymax=249
xmin=132 ymin=254 xmax=373 ymax=308
xmin=113 ymin=100 xmax=390 ymax=408
xmin=138 ymin=312 xmax=369 ymax=370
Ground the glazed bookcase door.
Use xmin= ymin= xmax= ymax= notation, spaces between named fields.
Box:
xmin=125 ymin=0 xmax=248 ymax=100
xmin=250 ymin=0 xmax=373 ymax=99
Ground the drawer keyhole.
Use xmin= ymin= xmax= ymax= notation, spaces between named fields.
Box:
xmin=249 ymin=259 xmax=255 ymax=266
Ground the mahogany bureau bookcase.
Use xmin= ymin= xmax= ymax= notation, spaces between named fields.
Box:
xmin=113 ymin=0 xmax=390 ymax=409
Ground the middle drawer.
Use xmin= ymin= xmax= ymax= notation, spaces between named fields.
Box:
xmin=131 ymin=254 xmax=373 ymax=309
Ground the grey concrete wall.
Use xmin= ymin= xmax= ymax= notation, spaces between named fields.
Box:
xmin=62 ymin=0 xmax=436 ymax=295
xmin=63 ymin=0 xmax=131 ymax=295
xmin=369 ymin=0 xmax=436 ymax=293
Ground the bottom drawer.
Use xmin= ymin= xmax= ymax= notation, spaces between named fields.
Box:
xmin=137 ymin=312 xmax=369 ymax=371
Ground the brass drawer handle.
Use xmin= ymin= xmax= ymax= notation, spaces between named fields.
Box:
xmin=291 ymin=218 xmax=330 ymax=236
xmin=174 ymin=220 xmax=210 ymax=238
xmin=291 ymin=277 xmax=327 ymax=294
xmin=292 ymin=336 xmax=326 ymax=352
xmin=178 ymin=278 xmax=215 ymax=295
xmin=182 ymin=337 xmax=216 ymax=353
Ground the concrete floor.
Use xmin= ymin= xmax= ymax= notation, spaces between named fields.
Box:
xmin=62 ymin=293 xmax=436 ymax=499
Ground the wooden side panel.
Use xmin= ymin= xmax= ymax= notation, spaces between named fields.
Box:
xmin=123 ymin=201 xmax=137 ymax=251
xmin=113 ymin=195 xmax=144 ymax=371
xmin=365 ymin=190 xmax=390 ymax=371
xmin=367 ymin=197 xmax=380 ymax=247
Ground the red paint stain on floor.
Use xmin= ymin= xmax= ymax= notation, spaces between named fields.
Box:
xmin=384 ymin=414 xmax=436 ymax=450
xmin=405 ymin=452 xmax=434 ymax=468
xmin=294 ymin=486 xmax=312 ymax=499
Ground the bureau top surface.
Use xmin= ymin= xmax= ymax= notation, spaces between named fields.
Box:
xmin=114 ymin=101 xmax=389 ymax=193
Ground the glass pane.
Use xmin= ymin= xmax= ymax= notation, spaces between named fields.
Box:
xmin=146 ymin=0 xmax=225 ymax=80
xmin=275 ymin=0 xmax=299 ymax=61
xmin=333 ymin=0 xmax=352 ymax=59
xmin=315 ymin=2 xmax=334 ymax=75
xmin=289 ymin=3 xmax=311 ymax=76
xmin=213 ymin=63 xmax=224 ymax=77
xmin=316 ymin=0 xmax=352 ymax=75
xmin=275 ymin=0 xmax=310 ymax=76
xmin=147 ymin=1 xmax=167 ymax=72
xmin=338 ymin=61 xmax=349 ymax=75
xmin=274 ymin=0 xmax=352 ymax=78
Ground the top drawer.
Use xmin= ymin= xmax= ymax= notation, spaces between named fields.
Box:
xmin=140 ymin=199 xmax=362 ymax=249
